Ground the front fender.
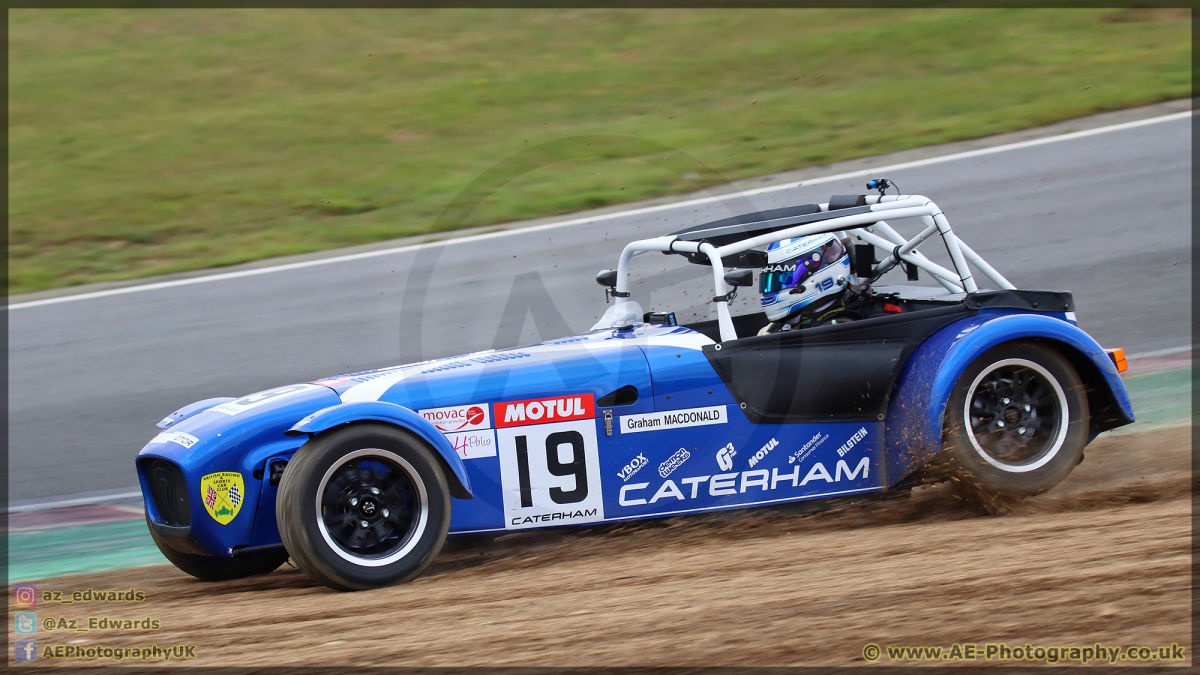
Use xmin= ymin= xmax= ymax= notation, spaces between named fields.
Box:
xmin=156 ymin=397 xmax=236 ymax=429
xmin=885 ymin=312 xmax=1134 ymax=486
xmin=287 ymin=401 xmax=473 ymax=499
xmin=137 ymin=383 xmax=342 ymax=557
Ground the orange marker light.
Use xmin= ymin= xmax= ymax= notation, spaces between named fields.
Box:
xmin=1107 ymin=348 xmax=1128 ymax=373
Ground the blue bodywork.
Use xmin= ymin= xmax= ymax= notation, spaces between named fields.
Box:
xmin=137 ymin=307 xmax=1132 ymax=559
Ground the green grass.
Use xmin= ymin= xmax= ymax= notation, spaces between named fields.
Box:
xmin=8 ymin=8 xmax=1191 ymax=294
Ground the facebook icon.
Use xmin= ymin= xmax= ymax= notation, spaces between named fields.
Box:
xmin=14 ymin=639 xmax=37 ymax=662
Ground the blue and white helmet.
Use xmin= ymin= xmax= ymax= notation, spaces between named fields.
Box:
xmin=759 ymin=233 xmax=850 ymax=322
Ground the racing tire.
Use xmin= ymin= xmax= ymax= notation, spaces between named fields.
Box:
xmin=939 ymin=341 xmax=1089 ymax=514
xmin=276 ymin=423 xmax=451 ymax=591
xmin=146 ymin=514 xmax=288 ymax=582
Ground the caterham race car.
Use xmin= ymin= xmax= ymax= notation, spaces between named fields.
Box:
xmin=138 ymin=186 xmax=1133 ymax=591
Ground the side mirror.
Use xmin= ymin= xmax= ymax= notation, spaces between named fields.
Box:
xmin=723 ymin=269 xmax=753 ymax=288
xmin=596 ymin=269 xmax=618 ymax=288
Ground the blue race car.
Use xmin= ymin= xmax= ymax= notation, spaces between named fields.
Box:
xmin=137 ymin=187 xmax=1133 ymax=591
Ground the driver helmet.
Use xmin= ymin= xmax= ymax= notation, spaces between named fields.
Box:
xmin=759 ymin=232 xmax=850 ymax=322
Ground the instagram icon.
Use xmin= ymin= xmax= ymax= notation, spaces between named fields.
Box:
xmin=13 ymin=585 xmax=37 ymax=608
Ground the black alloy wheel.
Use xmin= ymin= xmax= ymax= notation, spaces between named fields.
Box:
xmin=939 ymin=341 xmax=1089 ymax=513
xmin=277 ymin=423 xmax=451 ymax=591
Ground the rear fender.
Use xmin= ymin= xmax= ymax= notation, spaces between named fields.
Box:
xmin=287 ymin=401 xmax=473 ymax=499
xmin=885 ymin=312 xmax=1133 ymax=486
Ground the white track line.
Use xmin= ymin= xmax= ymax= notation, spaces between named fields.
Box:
xmin=1126 ymin=345 xmax=1193 ymax=359
xmin=8 ymin=110 xmax=1190 ymax=312
xmin=7 ymin=490 xmax=143 ymax=514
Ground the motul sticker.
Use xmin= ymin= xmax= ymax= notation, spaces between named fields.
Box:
xmin=495 ymin=394 xmax=595 ymax=428
xmin=418 ymin=403 xmax=491 ymax=432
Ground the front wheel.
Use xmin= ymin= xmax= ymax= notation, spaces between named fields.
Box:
xmin=940 ymin=341 xmax=1089 ymax=512
xmin=276 ymin=423 xmax=451 ymax=591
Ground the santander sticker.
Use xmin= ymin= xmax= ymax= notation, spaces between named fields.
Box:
xmin=418 ymin=404 xmax=491 ymax=432
xmin=495 ymin=393 xmax=595 ymax=428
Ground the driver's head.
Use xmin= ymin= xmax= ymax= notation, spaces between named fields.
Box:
xmin=759 ymin=232 xmax=849 ymax=322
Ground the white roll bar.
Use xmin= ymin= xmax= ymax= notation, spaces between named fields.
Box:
xmin=611 ymin=196 xmax=1014 ymax=342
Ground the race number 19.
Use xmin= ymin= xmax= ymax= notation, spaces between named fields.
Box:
xmin=515 ymin=430 xmax=588 ymax=507
xmin=498 ymin=420 xmax=604 ymax=529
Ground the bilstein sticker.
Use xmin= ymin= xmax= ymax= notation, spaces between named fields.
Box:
xmin=619 ymin=406 xmax=727 ymax=434
xmin=200 ymin=472 xmax=244 ymax=525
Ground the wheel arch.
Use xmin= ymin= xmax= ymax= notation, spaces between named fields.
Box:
xmin=884 ymin=312 xmax=1133 ymax=486
xmin=286 ymin=401 xmax=473 ymax=499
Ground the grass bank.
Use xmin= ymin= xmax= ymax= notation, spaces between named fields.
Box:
xmin=8 ymin=8 xmax=1191 ymax=294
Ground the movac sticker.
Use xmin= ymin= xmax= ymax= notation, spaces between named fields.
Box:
xmin=619 ymin=406 xmax=727 ymax=434
xmin=419 ymin=404 xmax=491 ymax=432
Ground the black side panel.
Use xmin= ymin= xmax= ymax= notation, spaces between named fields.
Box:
xmin=965 ymin=289 xmax=1074 ymax=312
xmin=703 ymin=304 xmax=975 ymax=422
xmin=713 ymin=340 xmax=908 ymax=422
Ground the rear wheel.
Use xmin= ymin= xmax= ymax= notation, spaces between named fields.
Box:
xmin=940 ymin=341 xmax=1089 ymax=512
xmin=146 ymin=514 xmax=288 ymax=582
xmin=277 ymin=424 xmax=451 ymax=591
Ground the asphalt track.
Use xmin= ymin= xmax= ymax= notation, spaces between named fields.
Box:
xmin=7 ymin=106 xmax=1191 ymax=504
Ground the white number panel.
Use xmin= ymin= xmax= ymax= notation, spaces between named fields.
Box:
xmin=496 ymin=419 xmax=604 ymax=530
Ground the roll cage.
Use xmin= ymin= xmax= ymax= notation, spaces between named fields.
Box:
xmin=603 ymin=194 xmax=1016 ymax=342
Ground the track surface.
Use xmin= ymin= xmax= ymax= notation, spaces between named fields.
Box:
xmin=7 ymin=108 xmax=1191 ymax=502
xmin=10 ymin=425 xmax=1189 ymax=667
